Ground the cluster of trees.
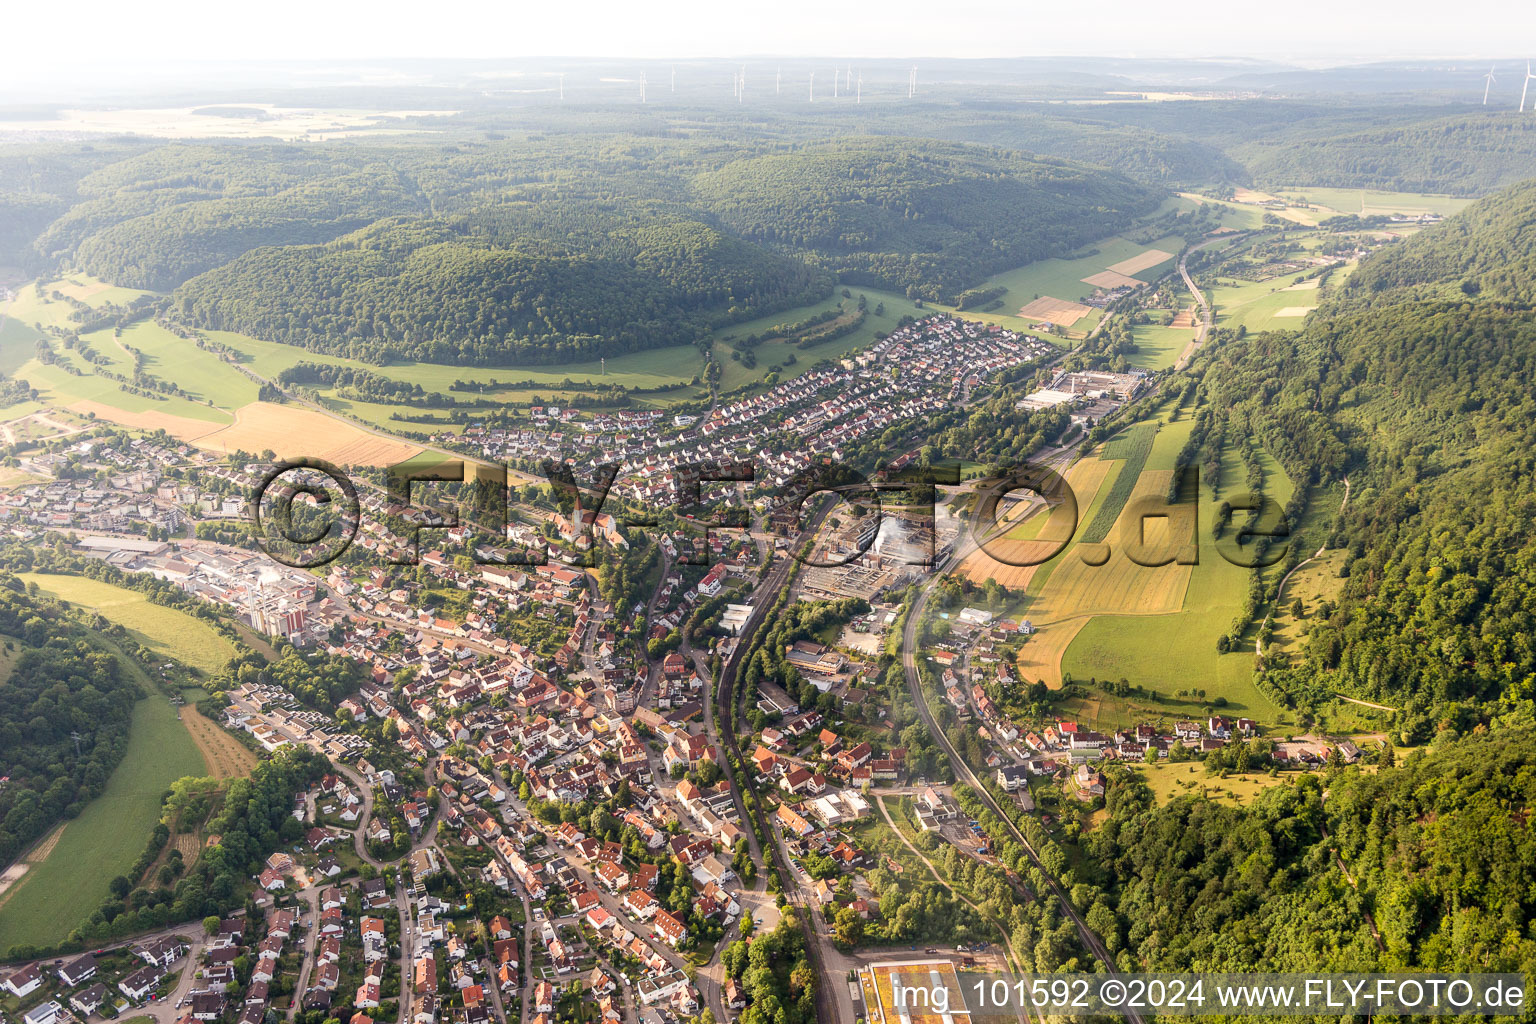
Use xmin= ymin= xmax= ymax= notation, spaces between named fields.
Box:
xmin=276 ymin=361 xmax=430 ymax=403
xmin=211 ymin=646 xmax=365 ymax=713
xmin=0 ymin=580 xmax=139 ymax=870
xmin=595 ymin=540 xmax=659 ymax=612
xmin=740 ymin=596 xmax=867 ymax=719
xmin=719 ymin=913 xmax=817 ymax=1024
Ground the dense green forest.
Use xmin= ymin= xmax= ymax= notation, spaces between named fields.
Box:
xmin=1230 ymin=114 xmax=1536 ymax=195
xmin=166 ymin=139 xmax=1150 ymax=363
xmin=1345 ymin=177 xmax=1536 ymax=302
xmin=1186 ymin=178 xmax=1536 ymax=728
xmin=689 ymin=142 xmax=1157 ymax=298
xmin=0 ymin=577 xmax=141 ymax=872
xmin=172 ymin=214 xmax=832 ymax=365
xmin=1083 ymin=732 xmax=1536 ymax=979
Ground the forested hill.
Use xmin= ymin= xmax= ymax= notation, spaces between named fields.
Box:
xmin=689 ymin=142 xmax=1155 ymax=300
xmin=172 ymin=215 xmax=833 ymax=365
xmin=1342 ymin=177 xmax=1536 ymax=303
xmin=1082 ymin=731 xmax=1536 ymax=978
xmin=158 ymin=139 xmax=1153 ymax=365
xmin=0 ymin=577 xmax=143 ymax=872
xmin=1185 ymin=179 xmax=1536 ymax=732
xmin=1229 ymin=113 xmax=1536 ymax=196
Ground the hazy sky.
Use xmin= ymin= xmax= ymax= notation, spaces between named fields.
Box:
xmin=4 ymin=0 xmax=1532 ymax=85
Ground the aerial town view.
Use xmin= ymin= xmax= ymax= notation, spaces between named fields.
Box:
xmin=2 ymin=5 xmax=1535 ymax=1024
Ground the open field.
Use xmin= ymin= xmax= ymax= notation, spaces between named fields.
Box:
xmin=0 ymin=826 xmax=64 ymax=911
xmin=1264 ymin=548 xmax=1347 ymax=657
xmin=926 ymin=232 xmax=1187 ymax=337
xmin=114 ymin=319 xmax=261 ymax=409
xmin=1173 ymin=193 xmax=1295 ymax=228
xmin=1135 ymin=761 xmax=1293 ymax=806
xmin=1059 ymin=428 xmax=1291 ymax=725
xmin=0 ymin=689 xmax=205 ymax=950
xmin=1107 ymin=248 xmax=1177 ymax=277
xmin=1210 ymin=275 xmax=1329 ymax=335
xmin=0 ymin=466 xmax=47 ymax=489
xmin=180 ymin=698 xmax=258 ymax=780
xmin=4 ymin=350 xmax=233 ymax=429
xmin=1016 ymin=296 xmax=1092 ymax=327
xmin=957 ymin=455 xmax=1115 ymax=589
xmin=1128 ymin=321 xmax=1196 ymax=371
xmin=193 ymin=400 xmax=421 ymax=465
xmin=19 ymin=572 xmax=236 ymax=674
xmin=7 ymin=276 xmax=153 ymax=329
xmin=1081 ymin=269 xmax=1144 ymax=290
xmin=1015 ymin=467 xmax=1194 ymax=688
xmin=1271 ymin=187 xmax=1476 ymax=218
xmin=209 ymin=327 xmax=705 ymax=394
xmin=1081 ymin=422 xmax=1158 ymax=542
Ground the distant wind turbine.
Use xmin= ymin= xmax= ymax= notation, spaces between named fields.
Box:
xmin=1482 ymin=66 xmax=1496 ymax=105
xmin=558 ymin=72 xmax=565 ymax=101
xmin=776 ymin=68 xmax=781 ymax=95
xmin=1523 ymin=62 xmax=1536 ymax=112
xmin=640 ymin=72 xmax=647 ymax=104
xmin=809 ymin=71 xmax=815 ymax=102
xmin=856 ymin=72 xmax=862 ymax=104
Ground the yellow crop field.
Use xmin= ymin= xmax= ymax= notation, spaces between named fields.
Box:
xmin=192 ymin=401 xmax=421 ymax=466
xmin=1013 ymin=468 xmax=1195 ymax=688
xmin=957 ymin=456 xmax=1114 ymax=589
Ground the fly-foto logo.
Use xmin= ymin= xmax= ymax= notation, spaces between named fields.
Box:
xmin=249 ymin=456 xmax=1291 ymax=570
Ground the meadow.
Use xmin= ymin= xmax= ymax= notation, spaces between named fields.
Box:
xmin=1209 ymin=276 xmax=1324 ymax=334
xmin=1133 ymin=761 xmax=1293 ymax=806
xmin=935 ymin=233 xmax=1187 ymax=337
xmin=0 ymin=684 xmax=205 ymax=950
xmin=20 ymin=572 xmax=236 ymax=674
xmin=1271 ymin=187 xmax=1476 ymax=218
xmin=1058 ymin=416 xmax=1293 ymax=727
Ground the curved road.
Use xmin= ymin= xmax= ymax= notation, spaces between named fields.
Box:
xmin=1173 ymin=236 xmax=1233 ymax=371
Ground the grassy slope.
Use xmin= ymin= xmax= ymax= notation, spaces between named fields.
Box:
xmin=0 ymin=679 xmax=204 ymax=949
xmin=20 ymin=573 xmax=235 ymax=673
xmin=0 ymin=574 xmax=233 ymax=947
